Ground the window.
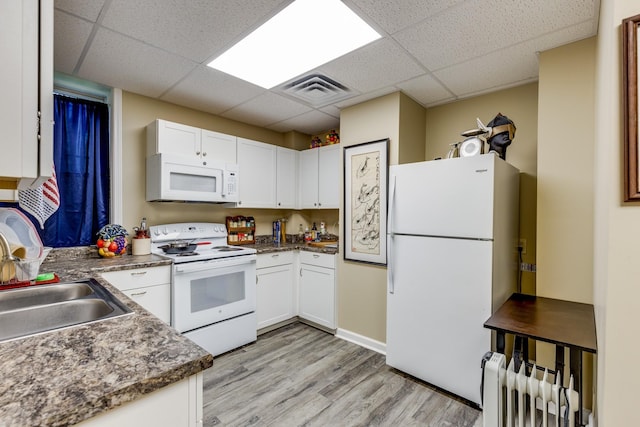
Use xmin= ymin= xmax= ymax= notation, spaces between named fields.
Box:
xmin=2 ymin=92 xmax=111 ymax=247
xmin=43 ymin=94 xmax=111 ymax=246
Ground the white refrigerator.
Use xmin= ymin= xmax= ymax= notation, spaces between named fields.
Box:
xmin=386 ymin=154 xmax=519 ymax=406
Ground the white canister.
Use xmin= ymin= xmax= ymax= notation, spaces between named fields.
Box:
xmin=132 ymin=237 xmax=151 ymax=255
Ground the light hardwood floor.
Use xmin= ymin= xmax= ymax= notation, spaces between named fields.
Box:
xmin=203 ymin=322 xmax=482 ymax=427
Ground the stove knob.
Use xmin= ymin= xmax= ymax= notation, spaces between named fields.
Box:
xmin=162 ymin=227 xmax=168 ymax=235
xmin=153 ymin=229 xmax=161 ymax=236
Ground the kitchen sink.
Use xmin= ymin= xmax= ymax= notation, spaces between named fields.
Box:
xmin=0 ymin=279 xmax=132 ymax=342
xmin=0 ymin=282 xmax=94 ymax=311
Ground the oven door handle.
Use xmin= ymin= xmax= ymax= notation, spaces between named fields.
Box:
xmin=174 ymin=255 xmax=256 ymax=274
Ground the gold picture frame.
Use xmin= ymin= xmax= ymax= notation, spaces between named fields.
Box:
xmin=623 ymin=14 xmax=640 ymax=201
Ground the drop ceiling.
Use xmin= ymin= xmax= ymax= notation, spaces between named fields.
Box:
xmin=54 ymin=0 xmax=600 ymax=136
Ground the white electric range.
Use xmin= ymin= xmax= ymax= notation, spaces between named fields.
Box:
xmin=149 ymin=222 xmax=257 ymax=356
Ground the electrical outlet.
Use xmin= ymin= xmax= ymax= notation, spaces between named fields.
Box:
xmin=519 ymin=238 xmax=527 ymax=254
xmin=520 ymin=262 xmax=536 ymax=272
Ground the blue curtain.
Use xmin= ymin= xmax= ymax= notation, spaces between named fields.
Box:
xmin=1 ymin=96 xmax=111 ymax=246
xmin=43 ymin=95 xmax=110 ymax=246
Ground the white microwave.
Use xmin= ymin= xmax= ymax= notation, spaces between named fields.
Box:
xmin=146 ymin=153 xmax=238 ymax=203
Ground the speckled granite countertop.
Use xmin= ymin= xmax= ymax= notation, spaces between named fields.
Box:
xmin=0 ymin=248 xmax=213 ymax=427
xmin=253 ymin=242 xmax=338 ymax=255
xmin=250 ymin=235 xmax=339 ymax=255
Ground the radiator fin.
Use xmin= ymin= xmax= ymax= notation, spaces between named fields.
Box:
xmin=482 ymin=352 xmax=588 ymax=427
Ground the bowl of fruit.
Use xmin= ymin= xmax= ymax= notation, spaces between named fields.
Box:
xmin=96 ymin=224 xmax=128 ymax=257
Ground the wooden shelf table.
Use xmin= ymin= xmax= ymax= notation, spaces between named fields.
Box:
xmin=483 ymin=293 xmax=597 ymax=426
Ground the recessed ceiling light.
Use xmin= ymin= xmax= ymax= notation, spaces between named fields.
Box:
xmin=207 ymin=0 xmax=381 ymax=89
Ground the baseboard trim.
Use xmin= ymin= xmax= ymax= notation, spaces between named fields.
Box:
xmin=335 ymin=328 xmax=386 ymax=355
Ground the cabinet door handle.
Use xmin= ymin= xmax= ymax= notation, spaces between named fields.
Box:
xmin=313 ymin=254 xmax=320 ymax=258
xmin=272 ymin=254 xmax=279 ymax=258
xmin=196 ymin=151 xmax=200 ymax=155
xmin=130 ymin=291 xmax=147 ymax=296
xmin=202 ymin=152 xmax=207 ymax=157
xmin=300 ymin=268 xmax=303 ymax=277
xmin=130 ymin=271 xmax=147 ymax=276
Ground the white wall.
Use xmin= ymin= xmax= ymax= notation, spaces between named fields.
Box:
xmin=594 ymin=1 xmax=640 ymax=424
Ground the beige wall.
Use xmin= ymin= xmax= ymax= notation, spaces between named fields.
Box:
xmin=537 ymin=38 xmax=596 ymax=303
xmin=399 ymin=93 xmax=426 ymax=164
xmin=425 ymin=83 xmax=539 ymax=295
xmin=120 ymin=91 xmax=337 ymax=235
xmin=337 ymin=93 xmax=402 ymax=342
xmin=594 ymin=1 xmax=640 ymax=424
xmin=536 ymin=36 xmax=596 ymax=409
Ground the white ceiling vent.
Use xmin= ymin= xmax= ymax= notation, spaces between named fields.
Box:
xmin=280 ymin=74 xmax=352 ymax=107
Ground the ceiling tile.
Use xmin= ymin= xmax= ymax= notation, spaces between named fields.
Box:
xmin=396 ymin=74 xmax=455 ymax=106
xmin=160 ymin=66 xmax=266 ymax=115
xmin=319 ymin=38 xmax=425 ymax=93
xmin=336 ymin=87 xmax=399 ymax=110
xmin=319 ymin=104 xmax=342 ymax=119
xmin=433 ymin=49 xmax=538 ymax=98
xmin=53 ymin=0 xmax=601 ymax=135
xmin=268 ymin=109 xmax=339 ymax=135
xmin=54 ymin=0 xmax=106 ymax=22
xmin=100 ymin=0 xmax=288 ymax=63
xmin=54 ymin=10 xmax=93 ymax=74
xmin=348 ymin=0 xmax=465 ymax=34
xmin=433 ymin=19 xmax=597 ymax=97
xmin=221 ymin=92 xmax=313 ymax=128
xmin=77 ymin=28 xmax=197 ymax=98
xmin=394 ymin=0 xmax=599 ymax=71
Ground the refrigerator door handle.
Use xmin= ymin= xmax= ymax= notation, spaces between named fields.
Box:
xmin=387 ymin=175 xmax=397 ymax=294
xmin=387 ymin=233 xmax=394 ymax=294
xmin=387 ymin=175 xmax=397 ymax=234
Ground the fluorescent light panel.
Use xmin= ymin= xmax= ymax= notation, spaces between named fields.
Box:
xmin=207 ymin=0 xmax=381 ymax=89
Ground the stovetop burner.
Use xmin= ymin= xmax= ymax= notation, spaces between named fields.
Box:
xmin=149 ymin=223 xmax=257 ymax=263
xmin=175 ymin=251 xmax=198 ymax=257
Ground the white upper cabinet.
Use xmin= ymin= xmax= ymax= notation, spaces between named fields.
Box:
xmin=147 ymin=119 xmax=237 ymax=164
xmin=276 ymin=147 xmax=298 ymax=209
xmin=0 ymin=0 xmax=53 ymax=192
xmin=299 ymin=145 xmax=340 ymax=209
xmin=236 ymin=139 xmax=299 ymax=209
xmin=236 ymin=138 xmax=277 ymax=208
xmin=298 ymin=149 xmax=319 ymax=208
xmin=318 ymin=145 xmax=340 ymax=208
xmin=202 ymin=129 xmax=237 ymax=163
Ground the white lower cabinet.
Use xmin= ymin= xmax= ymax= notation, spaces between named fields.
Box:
xmin=298 ymin=252 xmax=336 ymax=329
xmin=100 ymin=265 xmax=171 ymax=324
xmin=78 ymin=372 xmax=203 ymax=427
xmin=256 ymin=252 xmax=295 ymax=330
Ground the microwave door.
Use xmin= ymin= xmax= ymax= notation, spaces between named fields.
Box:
xmin=164 ymin=163 xmax=223 ymax=202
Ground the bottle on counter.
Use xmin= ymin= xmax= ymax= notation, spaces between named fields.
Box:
xmin=273 ymin=220 xmax=281 ymax=244
xmin=320 ymin=221 xmax=326 ymax=237
xmin=311 ymin=222 xmax=317 ymax=241
xmin=280 ymin=218 xmax=286 ymax=244
xmin=298 ymin=224 xmax=304 ymax=238
xmin=304 ymin=226 xmax=311 ymax=242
